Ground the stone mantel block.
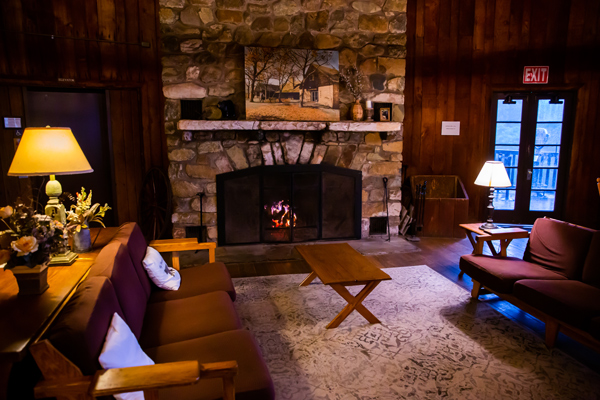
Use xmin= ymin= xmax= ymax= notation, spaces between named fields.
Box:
xmin=327 ymin=122 xmax=402 ymax=132
xmin=178 ymin=120 xmax=402 ymax=132
xmin=179 ymin=120 xmax=260 ymax=130
xmin=258 ymin=121 xmax=327 ymax=131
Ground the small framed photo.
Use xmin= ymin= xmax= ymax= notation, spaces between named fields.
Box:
xmin=380 ymin=108 xmax=390 ymax=122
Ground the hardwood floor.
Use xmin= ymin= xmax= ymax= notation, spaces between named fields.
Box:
xmin=225 ymin=235 xmax=600 ymax=374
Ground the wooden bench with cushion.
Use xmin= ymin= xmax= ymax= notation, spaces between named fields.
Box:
xmin=33 ymin=223 xmax=274 ymax=400
xmin=460 ymin=217 xmax=600 ymax=353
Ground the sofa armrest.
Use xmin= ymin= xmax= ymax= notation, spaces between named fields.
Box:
xmin=31 ymin=340 xmax=238 ymax=400
xmin=92 ymin=361 xmax=201 ymax=397
xmin=149 ymin=239 xmax=216 ymax=270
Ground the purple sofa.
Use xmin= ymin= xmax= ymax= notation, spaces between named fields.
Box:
xmin=460 ymin=217 xmax=600 ymax=351
xmin=45 ymin=223 xmax=275 ymax=400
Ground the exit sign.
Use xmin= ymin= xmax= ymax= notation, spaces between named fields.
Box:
xmin=523 ymin=66 xmax=549 ymax=84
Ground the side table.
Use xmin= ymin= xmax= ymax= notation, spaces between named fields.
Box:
xmin=459 ymin=223 xmax=529 ymax=257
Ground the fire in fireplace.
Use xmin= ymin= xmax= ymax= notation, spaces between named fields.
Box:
xmin=268 ymin=200 xmax=297 ymax=228
xmin=216 ymin=165 xmax=362 ymax=245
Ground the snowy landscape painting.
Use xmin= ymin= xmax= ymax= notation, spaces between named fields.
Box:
xmin=244 ymin=47 xmax=340 ymax=121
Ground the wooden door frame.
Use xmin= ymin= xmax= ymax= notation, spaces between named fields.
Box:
xmin=0 ymin=82 xmax=145 ymax=225
xmin=486 ymin=88 xmax=578 ymax=224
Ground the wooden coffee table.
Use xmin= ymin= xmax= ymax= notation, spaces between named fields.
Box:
xmin=295 ymin=243 xmax=391 ymax=329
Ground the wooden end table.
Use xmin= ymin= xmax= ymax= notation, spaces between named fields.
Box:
xmin=295 ymin=243 xmax=391 ymax=329
xmin=459 ymin=223 xmax=529 ymax=257
xmin=0 ymin=227 xmax=118 ymax=400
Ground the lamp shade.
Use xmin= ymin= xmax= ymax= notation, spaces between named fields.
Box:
xmin=474 ymin=161 xmax=511 ymax=188
xmin=8 ymin=126 xmax=93 ymax=176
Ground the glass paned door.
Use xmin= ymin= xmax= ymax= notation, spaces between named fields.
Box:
xmin=493 ymin=99 xmax=522 ymax=211
xmin=530 ymin=100 xmax=564 ymax=211
xmin=490 ymin=92 xmax=574 ymax=224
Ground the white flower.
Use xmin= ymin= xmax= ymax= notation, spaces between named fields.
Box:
xmin=11 ymin=236 xmax=39 ymax=256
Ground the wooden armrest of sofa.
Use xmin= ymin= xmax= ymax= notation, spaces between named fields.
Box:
xmin=92 ymin=361 xmax=201 ymax=397
xmin=149 ymin=239 xmax=216 ymax=270
xmin=31 ymin=340 xmax=237 ymax=400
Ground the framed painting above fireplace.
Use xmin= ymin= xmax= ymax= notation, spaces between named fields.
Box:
xmin=244 ymin=47 xmax=340 ymax=122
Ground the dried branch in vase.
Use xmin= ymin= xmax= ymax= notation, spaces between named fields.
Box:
xmin=340 ymin=66 xmax=367 ymax=101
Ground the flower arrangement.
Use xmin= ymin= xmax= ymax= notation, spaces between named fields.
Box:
xmin=0 ymin=202 xmax=65 ymax=269
xmin=340 ymin=66 xmax=367 ymax=101
xmin=66 ymin=187 xmax=111 ymax=233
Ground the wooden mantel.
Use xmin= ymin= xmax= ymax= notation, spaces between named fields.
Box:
xmin=178 ymin=120 xmax=402 ymax=132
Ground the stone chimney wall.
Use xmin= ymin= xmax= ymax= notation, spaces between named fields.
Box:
xmin=159 ymin=0 xmax=407 ymax=241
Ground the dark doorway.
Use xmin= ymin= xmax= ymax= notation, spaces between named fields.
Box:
xmin=489 ymin=91 xmax=575 ymax=224
xmin=25 ymin=89 xmax=115 ymax=226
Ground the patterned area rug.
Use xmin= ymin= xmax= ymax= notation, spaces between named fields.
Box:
xmin=233 ymin=266 xmax=600 ymax=400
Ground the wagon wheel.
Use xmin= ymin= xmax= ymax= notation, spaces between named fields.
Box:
xmin=139 ymin=167 xmax=172 ymax=242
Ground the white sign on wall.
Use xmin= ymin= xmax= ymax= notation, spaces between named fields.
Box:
xmin=441 ymin=121 xmax=460 ymax=136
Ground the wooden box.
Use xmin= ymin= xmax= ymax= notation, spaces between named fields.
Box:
xmin=410 ymin=175 xmax=469 ymax=238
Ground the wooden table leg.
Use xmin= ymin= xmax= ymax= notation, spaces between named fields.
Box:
xmin=486 ymin=241 xmax=498 ymax=256
xmin=326 ymin=281 xmax=381 ymax=329
xmin=299 ymin=271 xmax=318 ymax=287
xmin=0 ymin=361 xmax=12 ymax=400
xmin=499 ymin=239 xmax=513 ymax=257
xmin=465 ymin=231 xmax=477 ymax=250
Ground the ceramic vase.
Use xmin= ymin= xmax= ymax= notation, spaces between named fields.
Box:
xmin=351 ymin=100 xmax=364 ymax=121
xmin=73 ymin=227 xmax=92 ymax=253
xmin=11 ymin=261 xmax=49 ymax=295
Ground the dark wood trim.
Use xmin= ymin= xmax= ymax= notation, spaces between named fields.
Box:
xmin=0 ymin=78 xmax=142 ymax=89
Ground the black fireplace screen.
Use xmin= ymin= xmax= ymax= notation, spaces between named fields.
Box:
xmin=216 ymin=165 xmax=362 ymax=245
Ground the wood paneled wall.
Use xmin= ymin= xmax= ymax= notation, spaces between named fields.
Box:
xmin=0 ymin=0 xmax=166 ymax=224
xmin=405 ymin=0 xmax=600 ymax=228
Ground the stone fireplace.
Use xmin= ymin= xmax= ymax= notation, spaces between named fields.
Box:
xmin=159 ymin=0 xmax=407 ymax=242
xmin=217 ymin=164 xmax=362 ymax=245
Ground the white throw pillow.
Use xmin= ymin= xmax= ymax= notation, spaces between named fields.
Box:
xmin=99 ymin=313 xmax=155 ymax=400
xmin=142 ymin=247 xmax=181 ymax=290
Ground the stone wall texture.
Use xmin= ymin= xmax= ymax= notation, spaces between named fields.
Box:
xmin=159 ymin=0 xmax=407 ymax=240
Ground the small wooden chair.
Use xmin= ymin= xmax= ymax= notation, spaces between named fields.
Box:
xmin=149 ymin=238 xmax=216 ymax=271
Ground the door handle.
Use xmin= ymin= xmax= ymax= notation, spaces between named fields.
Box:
xmin=527 ymin=169 xmax=533 ymax=181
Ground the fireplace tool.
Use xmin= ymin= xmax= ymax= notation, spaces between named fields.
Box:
xmin=185 ymin=192 xmax=206 ymax=251
xmin=383 ymin=177 xmax=391 ymax=242
xmin=406 ymin=181 xmax=427 ymax=242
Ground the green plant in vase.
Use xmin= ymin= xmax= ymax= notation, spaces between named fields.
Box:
xmin=66 ymin=188 xmax=111 ymax=253
xmin=0 ymin=202 xmax=66 ymax=294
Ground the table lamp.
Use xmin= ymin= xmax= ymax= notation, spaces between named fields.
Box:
xmin=474 ymin=161 xmax=512 ymax=230
xmin=7 ymin=126 xmax=93 ymax=264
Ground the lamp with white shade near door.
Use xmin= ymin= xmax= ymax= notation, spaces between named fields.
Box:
xmin=475 ymin=161 xmax=512 ymax=230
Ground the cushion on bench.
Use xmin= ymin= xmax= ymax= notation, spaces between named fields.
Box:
xmin=139 ymin=291 xmax=242 ymax=349
xmin=45 ymin=276 xmax=123 ymax=375
xmin=582 ymin=231 xmax=600 ymax=289
xmin=460 ymin=254 xmax=567 ymax=293
xmin=513 ymin=280 xmax=600 ymax=329
xmin=112 ymin=222 xmax=153 ymax=297
xmin=523 ymin=218 xmax=595 ymax=279
xmin=89 ymin=242 xmax=148 ymax=339
xmin=145 ymin=330 xmax=275 ymax=400
xmin=114 ymin=222 xmax=237 ymax=302
xmin=149 ymin=262 xmax=236 ymax=303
